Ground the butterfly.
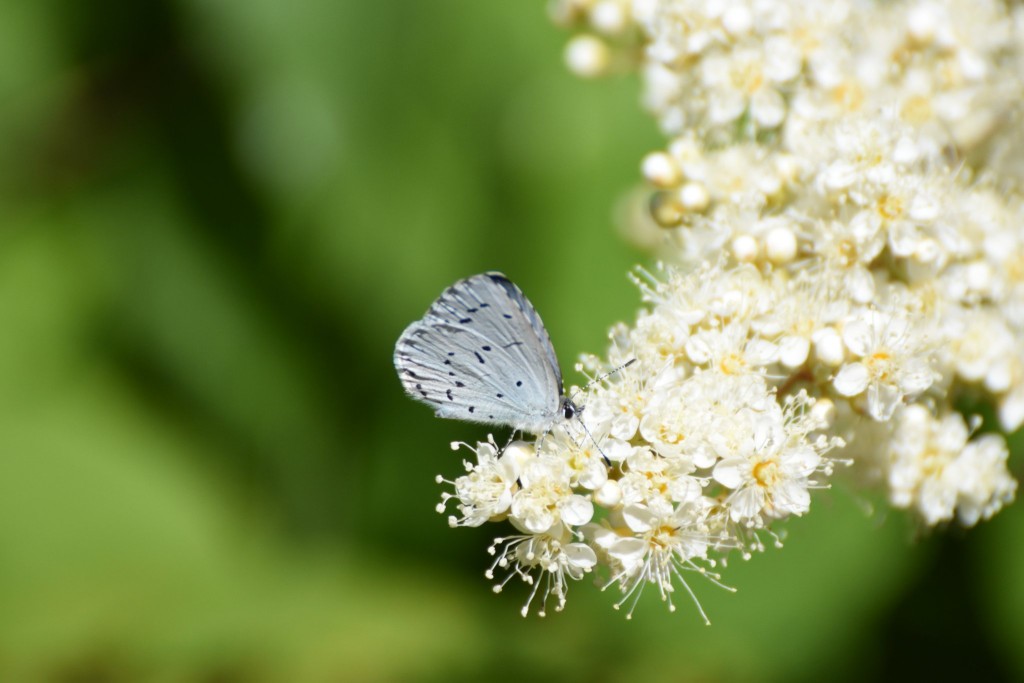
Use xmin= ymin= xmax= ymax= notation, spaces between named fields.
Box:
xmin=394 ymin=272 xmax=578 ymax=435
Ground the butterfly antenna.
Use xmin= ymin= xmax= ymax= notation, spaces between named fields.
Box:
xmin=570 ymin=357 xmax=637 ymax=403
xmin=545 ymin=413 xmax=610 ymax=466
xmin=577 ymin=415 xmax=614 ymax=466
xmin=564 ymin=358 xmax=636 ymax=465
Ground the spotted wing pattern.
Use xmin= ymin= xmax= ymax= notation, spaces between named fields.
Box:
xmin=394 ymin=272 xmax=564 ymax=435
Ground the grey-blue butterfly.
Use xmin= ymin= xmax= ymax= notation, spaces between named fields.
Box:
xmin=394 ymin=272 xmax=577 ymax=435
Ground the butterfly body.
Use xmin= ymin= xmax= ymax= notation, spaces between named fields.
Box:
xmin=394 ymin=272 xmax=574 ymax=436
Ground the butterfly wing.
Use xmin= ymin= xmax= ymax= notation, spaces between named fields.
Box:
xmin=394 ymin=272 xmax=564 ymax=435
xmin=480 ymin=272 xmax=564 ymax=392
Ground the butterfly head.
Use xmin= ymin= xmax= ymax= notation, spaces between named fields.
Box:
xmin=561 ymin=396 xmax=580 ymax=421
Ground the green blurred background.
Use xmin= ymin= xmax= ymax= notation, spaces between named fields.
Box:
xmin=0 ymin=1 xmax=1021 ymax=681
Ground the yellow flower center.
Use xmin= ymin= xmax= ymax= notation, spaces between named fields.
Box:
xmin=719 ymin=352 xmax=747 ymax=375
xmin=836 ymin=236 xmax=859 ymax=266
xmin=831 ymin=81 xmax=864 ymax=111
xmin=919 ymin=447 xmax=949 ymax=479
xmin=753 ymin=460 xmax=780 ymax=488
xmin=866 ymin=350 xmax=893 ymax=381
xmin=732 ymin=61 xmax=765 ymax=94
xmin=901 ymin=95 xmax=934 ymax=124
xmin=877 ymin=193 xmax=905 ymax=221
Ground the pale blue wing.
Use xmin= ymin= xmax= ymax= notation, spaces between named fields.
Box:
xmin=480 ymin=272 xmax=564 ymax=392
xmin=394 ymin=272 xmax=564 ymax=434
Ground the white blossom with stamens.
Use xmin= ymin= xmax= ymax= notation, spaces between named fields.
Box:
xmin=438 ymin=438 xmax=526 ymax=528
xmin=618 ymin=446 xmax=703 ymax=506
xmin=711 ymin=392 xmax=835 ymax=525
xmin=585 ymin=497 xmax=726 ymax=621
xmin=511 ymin=455 xmax=594 ymax=534
xmin=833 ymin=307 xmax=937 ymax=420
xmin=487 ymin=523 xmax=598 ymax=617
xmin=951 ymin=435 xmax=1018 ymax=526
xmin=887 ymin=405 xmax=1016 ymax=526
xmin=685 ymin=321 xmax=780 ymax=373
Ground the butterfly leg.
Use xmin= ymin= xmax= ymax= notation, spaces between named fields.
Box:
xmin=499 ymin=430 xmax=520 ymax=455
xmin=573 ymin=415 xmax=612 ymax=466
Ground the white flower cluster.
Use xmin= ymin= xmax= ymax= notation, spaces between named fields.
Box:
xmin=555 ymin=0 xmax=1022 ymax=157
xmin=440 ymin=308 xmax=844 ymax=618
xmin=431 ymin=0 xmax=1021 ymax=619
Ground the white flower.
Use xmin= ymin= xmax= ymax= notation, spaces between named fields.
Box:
xmin=950 ymin=435 xmax=1018 ymax=526
xmin=699 ymin=45 xmax=794 ymax=129
xmin=711 ymin=408 xmax=822 ymax=524
xmin=540 ymin=422 xmax=613 ymax=490
xmin=685 ymin=322 xmax=780 ymax=373
xmin=694 ymin=145 xmax=796 ymax=210
xmin=618 ymin=446 xmax=703 ymax=506
xmin=639 ymin=371 xmax=757 ymax=463
xmin=887 ymin=405 xmax=964 ymax=524
xmin=945 ymin=308 xmax=1015 ymax=387
xmin=659 ymin=370 xmax=777 ymax=469
xmin=439 ymin=438 xmax=525 ymax=528
xmin=581 ymin=354 xmax=668 ymax=443
xmin=636 ymin=262 xmax=775 ymax=329
xmin=626 ymin=308 xmax=692 ymax=371
xmin=564 ymin=34 xmax=611 ymax=78
xmin=511 ymin=455 xmax=594 ymax=534
xmin=887 ymin=405 xmax=1017 ymax=526
xmin=487 ymin=523 xmax=598 ymax=617
xmin=751 ymin=270 xmax=848 ymax=369
xmin=833 ymin=308 xmax=937 ymax=420
xmin=586 ymin=497 xmax=723 ymax=620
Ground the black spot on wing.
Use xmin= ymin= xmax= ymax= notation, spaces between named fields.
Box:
xmin=474 ymin=351 xmax=485 ymax=364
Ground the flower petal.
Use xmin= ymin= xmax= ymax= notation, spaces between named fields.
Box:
xmin=842 ymin=320 xmax=872 ymax=357
xmin=867 ymin=381 xmax=902 ymax=421
xmin=563 ymin=542 xmax=598 ymax=570
xmin=779 ymin=335 xmax=811 ymax=368
xmin=899 ymin=358 xmax=936 ymax=395
xmin=607 ymin=537 xmax=648 ymax=570
xmin=751 ymin=87 xmax=786 ymax=128
xmin=730 ymin=487 xmax=765 ymax=521
xmin=713 ymin=457 xmax=748 ymax=489
xmin=560 ymin=495 xmax=595 ymax=526
xmin=834 ymin=362 xmax=869 ymax=396
xmin=773 ymin=480 xmax=811 ymax=515
xmin=782 ymin=445 xmax=821 ymax=478
xmin=622 ymin=504 xmax=656 ymax=533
